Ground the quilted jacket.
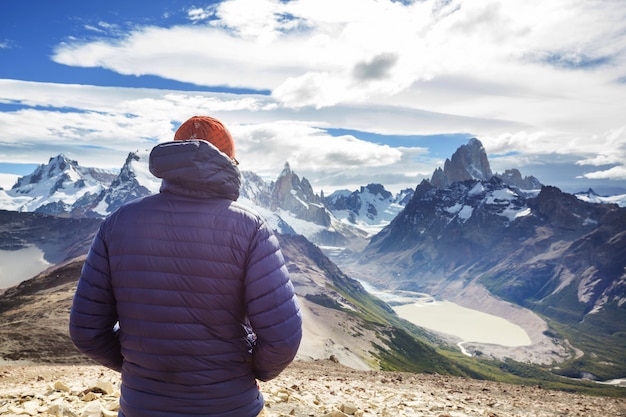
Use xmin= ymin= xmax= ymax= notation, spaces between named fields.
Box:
xmin=69 ymin=140 xmax=302 ymax=417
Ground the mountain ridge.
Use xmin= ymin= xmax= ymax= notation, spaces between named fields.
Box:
xmin=345 ymin=141 xmax=626 ymax=381
xmin=1 ymin=137 xmax=625 ymax=383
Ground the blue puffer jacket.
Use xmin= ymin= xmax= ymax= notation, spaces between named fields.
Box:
xmin=69 ymin=140 xmax=302 ymax=417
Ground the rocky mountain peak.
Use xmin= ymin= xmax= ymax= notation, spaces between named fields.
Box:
xmin=362 ymin=183 xmax=392 ymax=200
xmin=496 ymin=168 xmax=543 ymax=191
xmin=270 ymin=161 xmax=331 ymax=227
xmin=279 ymin=161 xmax=293 ymax=177
xmin=324 ymin=183 xmax=412 ymax=229
xmin=528 ymin=185 xmax=610 ymax=231
xmin=4 ymin=154 xmax=117 ymax=216
xmin=13 ymin=154 xmax=79 ymax=191
xmin=430 ymin=138 xmax=493 ymax=188
xmin=100 ymin=152 xmax=153 ymax=216
xmin=45 ymin=154 xmax=76 ymax=177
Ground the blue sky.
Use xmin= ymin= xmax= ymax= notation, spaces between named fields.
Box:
xmin=1 ymin=0 xmax=626 ymax=195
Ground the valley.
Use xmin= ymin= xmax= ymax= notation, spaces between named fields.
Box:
xmin=0 ymin=137 xmax=625 ymax=396
xmin=356 ymin=280 xmax=532 ymax=348
xmin=344 ymin=265 xmax=582 ymax=367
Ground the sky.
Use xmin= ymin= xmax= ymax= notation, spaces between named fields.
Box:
xmin=1 ymin=0 xmax=626 ymax=196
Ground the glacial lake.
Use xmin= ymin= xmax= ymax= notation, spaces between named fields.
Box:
xmin=358 ymin=280 xmax=531 ymax=349
xmin=394 ymin=299 xmax=532 ymax=347
xmin=0 ymin=246 xmax=52 ymax=289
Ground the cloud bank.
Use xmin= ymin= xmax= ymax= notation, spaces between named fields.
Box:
xmin=1 ymin=0 xmax=626 ymax=193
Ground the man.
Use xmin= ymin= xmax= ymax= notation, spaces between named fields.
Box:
xmin=70 ymin=115 xmax=302 ymax=417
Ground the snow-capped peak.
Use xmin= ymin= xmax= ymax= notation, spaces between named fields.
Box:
xmin=2 ymin=154 xmax=117 ymax=215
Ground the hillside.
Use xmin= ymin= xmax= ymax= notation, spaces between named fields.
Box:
xmin=0 ymin=210 xmax=101 ymax=263
xmin=2 ymin=232 xmax=625 ymax=407
xmin=0 ymin=248 xmax=623 ymax=411
xmin=0 ymin=233 xmax=462 ymax=375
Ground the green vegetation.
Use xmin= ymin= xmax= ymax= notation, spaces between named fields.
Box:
xmin=310 ymin=277 xmax=626 ymax=398
xmin=543 ymin=318 xmax=626 ymax=382
xmin=441 ymin=351 xmax=626 ymax=398
xmin=285 ymin=235 xmax=625 ymax=398
xmin=304 ymin=293 xmax=343 ymax=310
xmin=370 ymin=327 xmax=464 ymax=374
xmin=478 ymin=265 xmax=625 ymax=391
xmin=325 ymin=282 xmax=467 ymax=375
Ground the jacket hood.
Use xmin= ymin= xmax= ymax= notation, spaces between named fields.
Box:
xmin=149 ymin=140 xmax=241 ymax=200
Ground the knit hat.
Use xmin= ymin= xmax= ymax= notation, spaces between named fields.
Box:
xmin=174 ymin=116 xmax=236 ymax=161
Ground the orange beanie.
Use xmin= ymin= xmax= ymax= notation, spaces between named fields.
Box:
xmin=174 ymin=116 xmax=236 ymax=160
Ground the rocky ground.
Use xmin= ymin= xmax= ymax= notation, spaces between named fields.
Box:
xmin=1 ymin=359 xmax=624 ymax=417
xmin=1 ymin=257 xmax=625 ymax=416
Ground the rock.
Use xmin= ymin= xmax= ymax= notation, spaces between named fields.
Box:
xmin=321 ymin=411 xmax=349 ymax=417
xmin=22 ymin=399 xmax=40 ymax=415
xmin=46 ymin=404 xmax=78 ymax=417
xmin=339 ymin=402 xmax=358 ymax=415
xmin=94 ymin=380 xmax=115 ymax=395
xmin=81 ymin=392 xmax=99 ymax=402
xmin=80 ymin=401 xmax=102 ymax=417
xmin=54 ymin=381 xmax=71 ymax=392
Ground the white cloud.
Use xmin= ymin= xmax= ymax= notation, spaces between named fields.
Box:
xmin=3 ymin=0 xmax=626 ymax=193
xmin=50 ymin=0 xmax=626 ymax=124
xmin=232 ymin=121 xmax=402 ymax=171
xmin=3 ymin=72 xmax=626 ymax=193
xmin=581 ymin=165 xmax=626 ymax=181
xmin=0 ymin=79 xmax=432 ymax=192
xmin=187 ymin=7 xmax=216 ymax=23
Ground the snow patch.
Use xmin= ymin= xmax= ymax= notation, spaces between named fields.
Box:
xmin=576 ymin=192 xmax=626 ymax=207
xmin=468 ymin=182 xmax=485 ymax=196
xmin=446 ymin=203 xmax=473 ymax=222
xmin=130 ymin=151 xmax=161 ymax=194
xmin=515 ymin=208 xmax=532 ymax=218
xmin=582 ymin=217 xmax=598 ymax=226
xmin=486 ymin=188 xmax=517 ymax=204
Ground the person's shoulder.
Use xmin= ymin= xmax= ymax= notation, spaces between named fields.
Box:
xmin=104 ymin=194 xmax=160 ymax=221
xmin=227 ymin=201 xmax=280 ymax=232
xmin=227 ymin=200 xmax=266 ymax=221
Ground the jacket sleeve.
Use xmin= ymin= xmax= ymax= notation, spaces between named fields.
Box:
xmin=245 ymin=223 xmax=302 ymax=382
xmin=69 ymin=222 xmax=123 ymax=372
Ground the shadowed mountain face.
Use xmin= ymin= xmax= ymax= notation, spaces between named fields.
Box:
xmin=0 ymin=210 xmax=101 ymax=264
xmin=352 ymin=178 xmax=626 ymax=348
xmin=338 ymin=141 xmax=626 ymax=380
xmin=430 ymin=138 xmax=493 ymax=188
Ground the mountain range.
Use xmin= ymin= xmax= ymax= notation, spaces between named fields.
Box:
xmin=346 ymin=139 xmax=626 ymax=382
xmin=1 ymin=138 xmax=625 ymax=386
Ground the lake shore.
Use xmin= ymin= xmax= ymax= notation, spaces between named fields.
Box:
xmin=358 ymin=279 xmax=579 ymax=366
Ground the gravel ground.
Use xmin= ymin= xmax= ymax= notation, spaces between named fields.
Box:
xmin=1 ymin=359 xmax=624 ymax=417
